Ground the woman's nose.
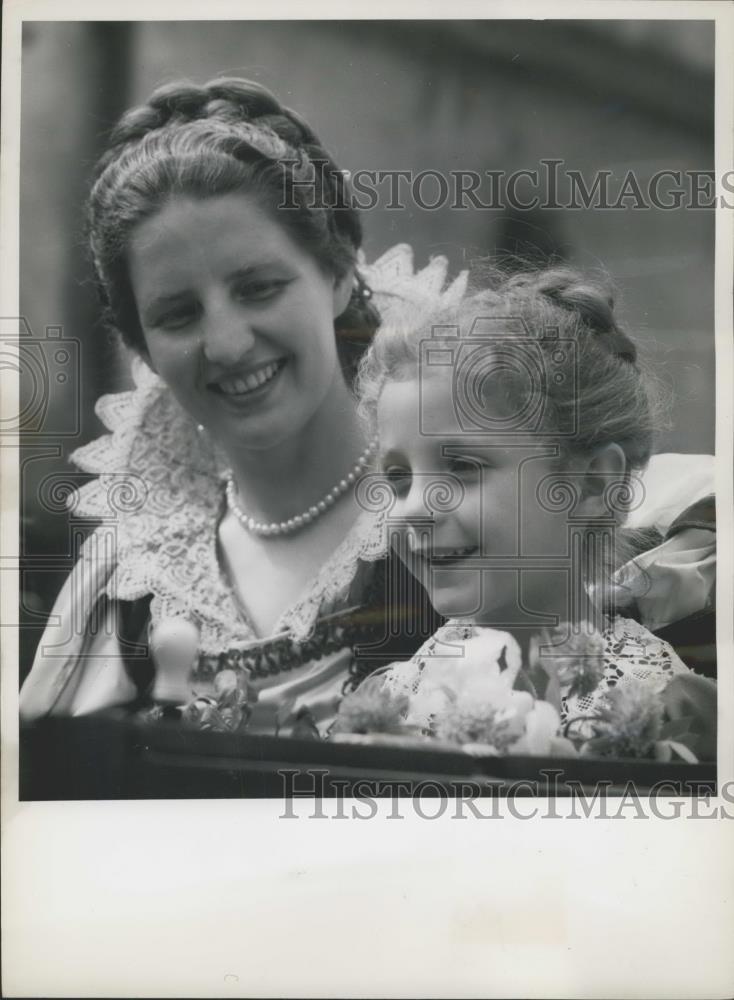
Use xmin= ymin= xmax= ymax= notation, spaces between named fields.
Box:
xmin=201 ymin=303 xmax=257 ymax=367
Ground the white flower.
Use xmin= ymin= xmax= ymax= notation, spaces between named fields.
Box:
xmin=409 ymin=628 xmax=523 ymax=727
xmin=511 ymin=700 xmax=564 ymax=755
xmin=432 ymin=675 xmax=562 ymax=754
xmin=398 ymin=627 xmax=566 ymax=754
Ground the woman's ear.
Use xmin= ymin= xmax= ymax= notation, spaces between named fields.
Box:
xmin=332 ymin=267 xmax=354 ymax=319
xmin=575 ymin=443 xmax=628 ymax=519
xmin=133 ymin=344 xmax=157 ymax=374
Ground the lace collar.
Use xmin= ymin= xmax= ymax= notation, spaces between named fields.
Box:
xmin=71 ymin=359 xmax=387 ymax=652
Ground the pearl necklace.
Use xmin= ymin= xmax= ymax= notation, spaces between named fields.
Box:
xmin=225 ymin=437 xmax=378 ymax=537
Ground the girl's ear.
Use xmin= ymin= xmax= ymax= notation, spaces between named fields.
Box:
xmin=575 ymin=443 xmax=628 ymax=519
xmin=332 ymin=267 xmax=354 ymax=319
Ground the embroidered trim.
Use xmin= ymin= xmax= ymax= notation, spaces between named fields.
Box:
xmin=191 ymin=604 xmax=391 ymax=685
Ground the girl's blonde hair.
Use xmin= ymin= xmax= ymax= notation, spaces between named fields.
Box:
xmin=358 ymin=265 xmax=666 ymax=472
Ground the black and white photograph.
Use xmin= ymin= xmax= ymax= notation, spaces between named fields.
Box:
xmin=2 ymin=3 xmax=733 ymax=998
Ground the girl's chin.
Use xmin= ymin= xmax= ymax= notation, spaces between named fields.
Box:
xmin=427 ymin=582 xmax=484 ymax=619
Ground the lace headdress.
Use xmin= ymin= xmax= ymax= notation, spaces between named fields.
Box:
xmin=358 ymin=243 xmax=468 ymax=327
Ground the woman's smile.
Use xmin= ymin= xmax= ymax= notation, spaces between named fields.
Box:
xmin=207 ymin=357 xmax=288 ymax=403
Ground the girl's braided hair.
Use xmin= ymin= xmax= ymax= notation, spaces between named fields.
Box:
xmin=359 ymin=264 xmax=666 ymax=469
xmin=87 ymin=78 xmax=380 ymax=381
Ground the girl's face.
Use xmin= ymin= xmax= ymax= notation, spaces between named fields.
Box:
xmin=377 ymin=369 xmax=578 ymax=622
xmin=128 ymin=193 xmax=351 ymax=451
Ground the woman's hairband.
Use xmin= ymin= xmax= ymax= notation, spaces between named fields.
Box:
xmin=226 ymin=121 xmax=313 ymax=183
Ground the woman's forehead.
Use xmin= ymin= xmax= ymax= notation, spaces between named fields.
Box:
xmin=127 ymin=192 xmax=308 ymax=295
xmin=131 ymin=193 xmax=286 ymax=255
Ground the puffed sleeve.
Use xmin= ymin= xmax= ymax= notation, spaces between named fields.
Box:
xmin=20 ymin=531 xmax=138 ymax=721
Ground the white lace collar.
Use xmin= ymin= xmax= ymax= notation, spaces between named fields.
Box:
xmin=71 ymin=359 xmax=386 ymax=652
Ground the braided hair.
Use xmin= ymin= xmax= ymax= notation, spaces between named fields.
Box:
xmin=87 ymin=78 xmax=380 ymax=381
xmin=358 ymin=264 xmax=665 ymax=469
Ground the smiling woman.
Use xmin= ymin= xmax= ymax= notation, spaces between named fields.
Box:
xmin=19 ymin=78 xmax=443 ymax=746
xmin=129 ymin=192 xmax=353 ymax=459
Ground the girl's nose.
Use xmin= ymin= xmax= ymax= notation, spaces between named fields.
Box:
xmin=396 ymin=478 xmax=433 ymax=523
xmin=201 ymin=304 xmax=257 ymax=367
xmin=397 ymin=474 xmax=461 ymax=521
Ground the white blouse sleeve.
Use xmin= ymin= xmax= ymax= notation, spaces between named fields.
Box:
xmin=19 ymin=532 xmax=138 ymax=721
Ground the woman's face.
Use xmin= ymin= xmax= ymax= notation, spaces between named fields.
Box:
xmin=128 ymin=193 xmax=351 ymax=451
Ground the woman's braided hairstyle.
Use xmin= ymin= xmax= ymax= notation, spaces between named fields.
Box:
xmin=87 ymin=78 xmax=380 ymax=381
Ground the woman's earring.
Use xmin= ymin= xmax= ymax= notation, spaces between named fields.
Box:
xmin=195 ymin=422 xmax=220 ymax=467
xmin=354 ymin=273 xmax=372 ymax=302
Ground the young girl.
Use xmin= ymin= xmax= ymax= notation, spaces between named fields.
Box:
xmin=355 ymin=266 xmax=698 ymax=739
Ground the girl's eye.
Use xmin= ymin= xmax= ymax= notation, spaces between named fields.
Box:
xmin=383 ymin=466 xmax=412 ymax=497
xmin=447 ymin=457 xmax=482 ymax=476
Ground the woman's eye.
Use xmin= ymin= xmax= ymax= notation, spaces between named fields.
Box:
xmin=236 ymin=279 xmax=289 ymax=302
xmin=153 ymin=305 xmax=199 ymax=331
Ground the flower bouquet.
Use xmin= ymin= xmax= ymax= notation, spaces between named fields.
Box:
xmin=328 ymin=624 xmax=716 ymax=765
xmin=141 ymin=665 xmax=258 ymax=733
